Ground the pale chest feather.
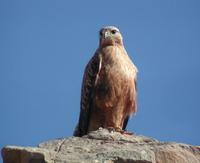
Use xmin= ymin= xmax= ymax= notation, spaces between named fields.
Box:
xmin=99 ymin=46 xmax=137 ymax=80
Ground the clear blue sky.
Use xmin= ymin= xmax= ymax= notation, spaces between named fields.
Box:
xmin=1 ymin=0 xmax=200 ymax=158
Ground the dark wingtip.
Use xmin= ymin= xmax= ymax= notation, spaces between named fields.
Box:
xmin=122 ymin=116 xmax=130 ymax=130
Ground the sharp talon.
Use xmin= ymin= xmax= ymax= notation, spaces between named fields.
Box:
xmin=106 ymin=127 xmax=116 ymax=132
xmin=120 ymin=130 xmax=134 ymax=135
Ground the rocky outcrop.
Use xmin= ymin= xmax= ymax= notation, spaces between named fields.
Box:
xmin=1 ymin=128 xmax=200 ymax=163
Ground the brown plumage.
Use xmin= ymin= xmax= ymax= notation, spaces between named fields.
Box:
xmin=74 ymin=26 xmax=138 ymax=136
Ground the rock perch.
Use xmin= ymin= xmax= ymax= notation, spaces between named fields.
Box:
xmin=1 ymin=128 xmax=200 ymax=163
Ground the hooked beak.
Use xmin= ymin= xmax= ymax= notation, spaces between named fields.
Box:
xmin=104 ymin=31 xmax=111 ymax=39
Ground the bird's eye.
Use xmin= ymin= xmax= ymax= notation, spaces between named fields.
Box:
xmin=111 ymin=30 xmax=117 ymax=34
xmin=99 ymin=31 xmax=103 ymax=36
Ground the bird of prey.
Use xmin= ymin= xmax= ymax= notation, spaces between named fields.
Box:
xmin=74 ymin=26 xmax=138 ymax=137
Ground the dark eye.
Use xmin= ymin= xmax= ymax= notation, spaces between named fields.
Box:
xmin=99 ymin=30 xmax=103 ymax=36
xmin=111 ymin=30 xmax=117 ymax=34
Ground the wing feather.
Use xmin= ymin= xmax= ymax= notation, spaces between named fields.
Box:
xmin=73 ymin=52 xmax=101 ymax=136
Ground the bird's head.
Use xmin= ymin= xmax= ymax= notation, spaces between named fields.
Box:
xmin=99 ymin=26 xmax=123 ymax=47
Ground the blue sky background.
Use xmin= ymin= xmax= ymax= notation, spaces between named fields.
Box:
xmin=1 ymin=0 xmax=200 ymax=160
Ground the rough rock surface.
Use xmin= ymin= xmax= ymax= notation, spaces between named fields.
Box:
xmin=1 ymin=128 xmax=200 ymax=163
